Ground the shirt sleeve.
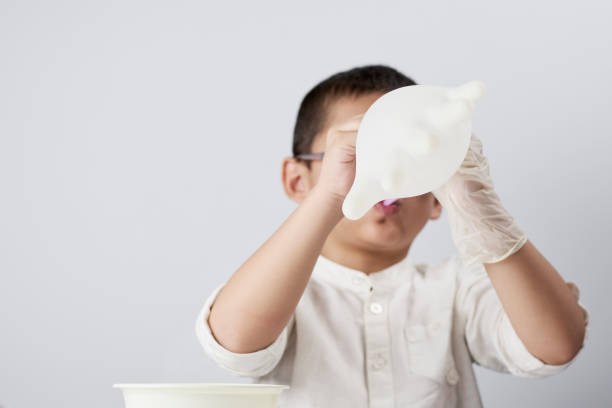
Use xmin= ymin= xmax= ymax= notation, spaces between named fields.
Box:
xmin=195 ymin=283 xmax=295 ymax=377
xmin=454 ymin=256 xmax=590 ymax=378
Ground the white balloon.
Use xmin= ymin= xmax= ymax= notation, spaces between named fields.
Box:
xmin=342 ymin=81 xmax=485 ymax=220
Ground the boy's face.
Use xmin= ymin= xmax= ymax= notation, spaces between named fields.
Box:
xmin=282 ymin=92 xmax=442 ymax=255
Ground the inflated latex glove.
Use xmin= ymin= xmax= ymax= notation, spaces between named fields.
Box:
xmin=432 ymin=134 xmax=527 ymax=265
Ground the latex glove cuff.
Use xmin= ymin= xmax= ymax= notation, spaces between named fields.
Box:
xmin=433 ymin=135 xmax=528 ymax=265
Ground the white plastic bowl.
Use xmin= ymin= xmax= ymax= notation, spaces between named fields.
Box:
xmin=114 ymin=383 xmax=289 ymax=408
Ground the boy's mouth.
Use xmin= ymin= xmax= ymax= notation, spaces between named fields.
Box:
xmin=374 ymin=198 xmax=400 ymax=215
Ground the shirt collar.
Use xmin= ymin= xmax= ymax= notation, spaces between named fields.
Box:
xmin=311 ymin=253 xmax=418 ymax=294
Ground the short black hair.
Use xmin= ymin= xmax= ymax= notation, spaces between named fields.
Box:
xmin=292 ymin=65 xmax=417 ymax=167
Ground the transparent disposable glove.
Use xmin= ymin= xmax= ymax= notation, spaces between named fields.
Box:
xmin=432 ymin=134 xmax=527 ymax=265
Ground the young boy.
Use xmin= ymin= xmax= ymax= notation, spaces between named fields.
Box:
xmin=195 ymin=65 xmax=588 ymax=407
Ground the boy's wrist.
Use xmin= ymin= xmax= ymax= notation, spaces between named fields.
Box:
xmin=310 ymin=186 xmax=345 ymax=223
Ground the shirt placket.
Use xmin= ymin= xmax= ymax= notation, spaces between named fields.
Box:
xmin=363 ymin=283 xmax=394 ymax=408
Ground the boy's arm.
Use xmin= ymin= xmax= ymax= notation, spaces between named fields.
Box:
xmin=455 ymin=256 xmax=588 ymax=378
xmin=208 ymin=187 xmax=342 ymax=354
xmin=483 ymin=240 xmax=586 ymax=365
xmin=208 ymin=115 xmax=362 ymax=354
xmin=435 ymin=134 xmax=586 ymax=366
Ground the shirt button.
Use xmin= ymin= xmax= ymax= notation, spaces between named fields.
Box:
xmin=429 ymin=320 xmax=441 ymax=333
xmin=446 ymin=367 xmax=459 ymax=385
xmin=369 ymin=302 xmax=383 ymax=314
xmin=372 ymin=355 xmax=387 ymax=370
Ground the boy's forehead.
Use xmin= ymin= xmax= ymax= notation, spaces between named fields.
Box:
xmin=313 ymin=92 xmax=385 ymax=148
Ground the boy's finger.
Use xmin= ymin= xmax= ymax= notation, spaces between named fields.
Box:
xmin=326 ymin=129 xmax=356 ymax=151
xmin=335 ymin=130 xmax=357 ymax=149
xmin=337 ymin=114 xmax=364 ymax=131
xmin=566 ymin=281 xmax=579 ymax=300
xmin=325 ymin=114 xmax=362 ymax=149
xmin=326 ymin=126 xmax=357 ymax=146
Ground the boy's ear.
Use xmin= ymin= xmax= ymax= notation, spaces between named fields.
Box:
xmin=282 ymin=157 xmax=310 ymax=203
xmin=429 ymin=195 xmax=443 ymax=220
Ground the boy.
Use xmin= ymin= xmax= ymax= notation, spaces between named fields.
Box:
xmin=196 ymin=65 xmax=588 ymax=407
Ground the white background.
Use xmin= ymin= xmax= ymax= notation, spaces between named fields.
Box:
xmin=1 ymin=1 xmax=610 ymax=407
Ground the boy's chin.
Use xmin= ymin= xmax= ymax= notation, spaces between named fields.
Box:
xmin=357 ymin=218 xmax=407 ymax=248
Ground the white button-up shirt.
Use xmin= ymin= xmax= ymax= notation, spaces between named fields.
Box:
xmin=196 ymin=253 xmax=589 ymax=407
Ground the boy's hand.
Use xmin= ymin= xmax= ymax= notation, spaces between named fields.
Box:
xmin=432 ymin=134 xmax=528 ymax=265
xmin=314 ymin=114 xmax=363 ymax=204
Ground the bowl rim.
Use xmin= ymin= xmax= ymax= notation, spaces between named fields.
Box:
xmin=113 ymin=383 xmax=289 ymax=391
